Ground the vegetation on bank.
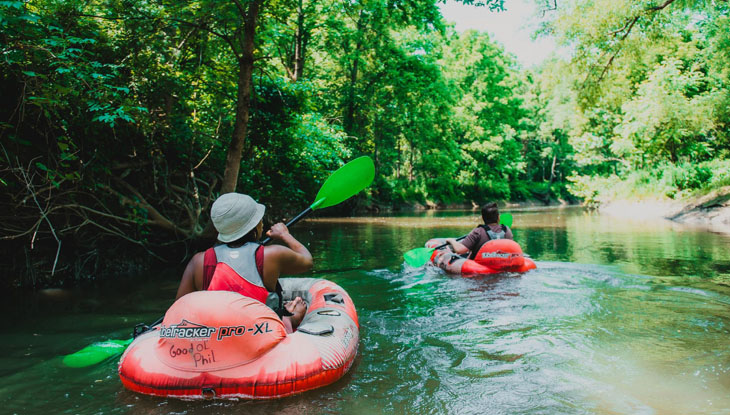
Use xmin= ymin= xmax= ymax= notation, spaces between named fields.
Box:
xmin=1 ymin=0 xmax=728 ymax=287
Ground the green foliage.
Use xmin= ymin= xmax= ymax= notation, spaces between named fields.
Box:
xmin=5 ymin=0 xmax=730 ymax=287
xmin=661 ymin=163 xmax=712 ymax=193
xmin=568 ymin=160 xmax=721 ymax=204
xmin=615 ymin=58 xmax=714 ymax=164
xmin=541 ymin=0 xmax=730 ymax=204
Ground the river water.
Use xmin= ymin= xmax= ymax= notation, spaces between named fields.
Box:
xmin=3 ymin=207 xmax=730 ymax=414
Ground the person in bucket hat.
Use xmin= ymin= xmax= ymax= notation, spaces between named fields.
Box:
xmin=175 ymin=193 xmax=312 ymax=332
xmin=210 ymin=193 xmax=266 ymax=243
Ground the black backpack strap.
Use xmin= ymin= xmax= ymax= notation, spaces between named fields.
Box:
xmin=479 ymin=224 xmax=493 ymax=241
xmin=274 ymin=281 xmax=293 ymax=318
xmin=468 ymin=226 xmax=490 ymax=260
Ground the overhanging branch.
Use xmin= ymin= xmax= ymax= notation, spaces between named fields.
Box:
xmin=583 ymin=0 xmax=678 ymax=87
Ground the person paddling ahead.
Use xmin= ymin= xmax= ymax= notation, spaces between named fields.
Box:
xmin=175 ymin=192 xmax=312 ymax=333
xmin=445 ymin=202 xmax=513 ymax=259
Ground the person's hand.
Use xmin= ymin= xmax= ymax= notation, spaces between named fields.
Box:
xmin=284 ymin=296 xmax=307 ymax=315
xmin=284 ymin=296 xmax=307 ymax=328
xmin=266 ymin=222 xmax=290 ymax=241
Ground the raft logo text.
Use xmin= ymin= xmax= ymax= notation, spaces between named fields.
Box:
xmin=160 ymin=319 xmax=275 ymax=341
xmin=218 ymin=322 xmax=273 ymax=340
xmin=159 ymin=320 xmax=216 ymax=339
xmin=481 ymin=252 xmax=512 ymax=259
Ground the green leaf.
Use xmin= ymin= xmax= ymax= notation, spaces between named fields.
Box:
xmin=0 ymin=2 xmax=25 ymax=10
xmin=18 ymin=14 xmax=39 ymax=22
xmin=9 ymin=136 xmax=30 ymax=146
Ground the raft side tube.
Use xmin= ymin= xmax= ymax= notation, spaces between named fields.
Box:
xmin=118 ymin=278 xmax=359 ymax=399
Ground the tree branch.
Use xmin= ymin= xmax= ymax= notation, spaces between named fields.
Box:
xmin=17 ymin=157 xmax=62 ymax=275
xmin=105 ymin=179 xmax=189 ymax=235
xmin=584 ymin=0 xmax=678 ymax=87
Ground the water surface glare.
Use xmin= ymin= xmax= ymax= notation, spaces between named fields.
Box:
xmin=3 ymin=208 xmax=730 ymax=414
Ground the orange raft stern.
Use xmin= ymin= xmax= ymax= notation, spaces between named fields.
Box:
xmin=118 ymin=278 xmax=359 ymax=399
xmin=427 ymin=238 xmax=536 ymax=275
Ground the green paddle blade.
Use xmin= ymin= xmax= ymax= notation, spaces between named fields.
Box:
xmin=62 ymin=338 xmax=132 ymax=368
xmin=310 ymin=156 xmax=375 ymax=210
xmin=500 ymin=212 xmax=513 ymax=228
xmin=404 ymin=247 xmax=436 ymax=267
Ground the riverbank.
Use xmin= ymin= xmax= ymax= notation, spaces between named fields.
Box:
xmin=365 ymin=198 xmax=574 ymax=213
xmin=599 ymin=186 xmax=730 ymax=234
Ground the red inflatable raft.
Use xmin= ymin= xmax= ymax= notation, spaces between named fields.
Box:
xmin=118 ymin=278 xmax=359 ymax=399
xmin=426 ymin=238 xmax=536 ymax=275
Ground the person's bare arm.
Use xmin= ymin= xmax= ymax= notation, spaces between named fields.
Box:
xmin=446 ymin=238 xmax=470 ymax=255
xmin=175 ymin=252 xmax=205 ymax=300
xmin=447 ymin=228 xmax=479 ymax=255
xmin=262 ymin=223 xmax=313 ymax=291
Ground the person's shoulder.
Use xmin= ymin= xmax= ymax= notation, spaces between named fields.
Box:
xmin=263 ymin=243 xmax=290 ymax=258
xmin=190 ymin=250 xmax=206 ymax=265
xmin=465 ymin=226 xmax=486 ymax=241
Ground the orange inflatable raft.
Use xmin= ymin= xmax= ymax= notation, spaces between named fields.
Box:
xmin=118 ymin=278 xmax=359 ymax=399
xmin=426 ymin=238 xmax=536 ymax=275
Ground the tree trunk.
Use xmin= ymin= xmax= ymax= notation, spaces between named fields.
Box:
xmin=548 ymin=154 xmax=557 ymax=184
xmin=293 ymin=0 xmax=304 ymax=81
xmin=343 ymin=11 xmax=364 ymax=135
xmin=408 ymin=136 xmax=414 ymax=182
xmin=220 ymin=0 xmax=261 ymax=194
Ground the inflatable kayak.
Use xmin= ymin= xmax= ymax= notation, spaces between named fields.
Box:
xmin=118 ymin=278 xmax=359 ymax=399
xmin=426 ymin=238 xmax=536 ymax=275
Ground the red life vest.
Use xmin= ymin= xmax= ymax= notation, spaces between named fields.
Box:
xmin=202 ymin=243 xmax=268 ymax=303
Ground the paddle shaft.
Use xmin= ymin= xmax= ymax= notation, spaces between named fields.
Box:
xmin=256 ymin=156 xmax=374 ymax=246
xmin=133 ymin=316 xmax=164 ymax=338
xmin=259 ymin=206 xmax=313 ymax=246
xmin=433 ymin=235 xmax=467 ymax=251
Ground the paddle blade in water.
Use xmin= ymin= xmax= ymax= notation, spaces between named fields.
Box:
xmin=311 ymin=156 xmax=375 ymax=210
xmin=62 ymin=338 xmax=132 ymax=368
xmin=500 ymin=212 xmax=513 ymax=228
xmin=403 ymin=247 xmax=435 ymax=268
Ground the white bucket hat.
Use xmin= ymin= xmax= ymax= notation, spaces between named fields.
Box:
xmin=210 ymin=193 xmax=266 ymax=243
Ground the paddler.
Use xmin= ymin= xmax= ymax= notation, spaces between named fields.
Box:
xmin=175 ymin=192 xmax=312 ymax=333
xmin=444 ymin=202 xmax=513 ymax=259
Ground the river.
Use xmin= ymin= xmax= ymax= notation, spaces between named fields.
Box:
xmin=3 ymin=207 xmax=730 ymax=414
